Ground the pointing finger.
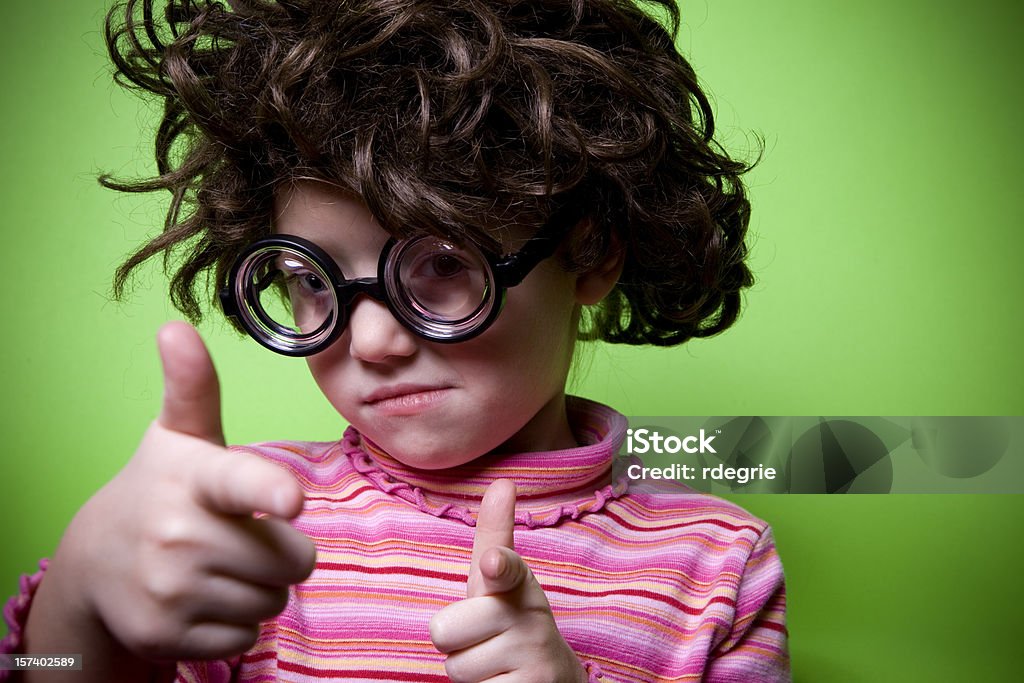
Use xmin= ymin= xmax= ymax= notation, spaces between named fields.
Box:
xmin=201 ymin=515 xmax=318 ymax=588
xmin=192 ymin=446 xmax=306 ymax=519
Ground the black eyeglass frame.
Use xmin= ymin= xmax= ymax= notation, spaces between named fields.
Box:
xmin=219 ymin=208 xmax=574 ymax=356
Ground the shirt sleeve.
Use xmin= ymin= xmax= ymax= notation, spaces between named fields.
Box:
xmin=703 ymin=526 xmax=791 ymax=683
xmin=173 ymin=659 xmax=238 ymax=683
xmin=0 ymin=559 xmax=49 ymax=682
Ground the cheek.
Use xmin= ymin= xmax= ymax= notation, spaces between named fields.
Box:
xmin=304 ymin=345 xmax=351 ymax=410
xmin=512 ymin=267 xmax=579 ymax=343
xmin=475 ymin=275 xmax=579 ymax=379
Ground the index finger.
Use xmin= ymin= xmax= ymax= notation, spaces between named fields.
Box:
xmin=192 ymin=446 xmax=306 ymax=520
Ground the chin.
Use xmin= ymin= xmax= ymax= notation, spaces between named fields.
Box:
xmin=387 ymin=447 xmax=478 ymax=471
xmin=377 ymin=432 xmax=500 ymax=471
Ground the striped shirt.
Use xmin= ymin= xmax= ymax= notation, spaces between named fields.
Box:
xmin=3 ymin=397 xmax=789 ymax=681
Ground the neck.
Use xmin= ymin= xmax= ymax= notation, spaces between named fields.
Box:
xmin=493 ymin=391 xmax=579 ymax=454
xmin=343 ymin=396 xmax=631 ymax=528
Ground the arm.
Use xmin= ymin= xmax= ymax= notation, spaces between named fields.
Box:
xmin=703 ymin=527 xmax=791 ymax=683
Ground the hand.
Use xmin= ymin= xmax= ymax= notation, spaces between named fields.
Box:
xmin=52 ymin=322 xmax=316 ymax=662
xmin=429 ymin=480 xmax=587 ymax=683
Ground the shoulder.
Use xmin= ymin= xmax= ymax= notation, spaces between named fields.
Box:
xmin=601 ymin=481 xmax=777 ymax=574
xmin=229 ymin=438 xmax=355 ymax=486
xmin=613 ymin=480 xmax=770 ymax=537
xmin=230 ymin=438 xmax=342 ymax=463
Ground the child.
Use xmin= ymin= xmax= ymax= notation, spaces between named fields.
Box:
xmin=3 ymin=0 xmax=788 ymax=680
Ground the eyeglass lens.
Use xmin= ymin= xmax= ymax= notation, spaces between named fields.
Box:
xmin=392 ymin=237 xmax=490 ymax=323
xmin=241 ymin=236 xmax=495 ymax=347
xmin=243 ymin=249 xmax=338 ymax=340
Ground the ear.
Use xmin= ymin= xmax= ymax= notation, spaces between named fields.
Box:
xmin=575 ymin=230 xmax=625 ymax=306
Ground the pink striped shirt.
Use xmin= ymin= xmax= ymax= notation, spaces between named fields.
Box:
xmin=3 ymin=397 xmax=789 ymax=681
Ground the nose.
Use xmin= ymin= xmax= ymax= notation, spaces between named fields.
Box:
xmin=346 ymin=295 xmax=418 ymax=362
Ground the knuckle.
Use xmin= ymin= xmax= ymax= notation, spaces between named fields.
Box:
xmin=527 ymin=603 xmax=556 ymax=623
xmin=204 ymin=472 xmax=237 ymax=510
xmin=122 ymin=615 xmax=179 ymax=660
xmin=147 ymin=514 xmax=196 ymax=553
xmin=506 ymin=553 xmax=528 ymax=586
xmin=141 ymin=566 xmax=189 ymax=608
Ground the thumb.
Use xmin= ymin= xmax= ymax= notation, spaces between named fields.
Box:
xmin=156 ymin=321 xmax=225 ymax=446
xmin=468 ymin=479 xmax=517 ymax=598
xmin=474 ymin=546 xmax=529 ymax=598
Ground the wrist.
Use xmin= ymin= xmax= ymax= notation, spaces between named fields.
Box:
xmin=22 ymin=566 xmax=155 ymax=682
xmin=23 ymin=554 xmax=106 ymax=653
xmin=20 ymin=515 xmax=155 ymax=682
xmin=45 ymin=508 xmax=105 ymax=627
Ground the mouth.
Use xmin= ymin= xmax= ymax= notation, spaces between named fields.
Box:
xmin=364 ymin=384 xmax=454 ymax=415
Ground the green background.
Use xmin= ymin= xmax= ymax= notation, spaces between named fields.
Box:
xmin=2 ymin=1 xmax=1022 ymax=680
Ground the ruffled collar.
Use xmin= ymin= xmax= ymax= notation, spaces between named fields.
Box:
xmin=342 ymin=396 xmax=630 ymax=528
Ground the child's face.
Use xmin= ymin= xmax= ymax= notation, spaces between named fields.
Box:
xmin=274 ymin=181 xmax=583 ymax=468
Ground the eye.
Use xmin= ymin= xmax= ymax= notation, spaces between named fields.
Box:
xmin=392 ymin=236 xmax=493 ymax=323
xmin=426 ymin=253 xmax=466 ymax=278
xmin=407 ymin=243 xmax=474 ymax=280
xmin=277 ymin=256 xmax=330 ymax=296
xmin=282 ymin=270 xmax=329 ymax=298
xmin=299 ymin=272 xmax=327 ymax=292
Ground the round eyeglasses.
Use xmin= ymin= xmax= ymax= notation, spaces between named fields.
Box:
xmin=219 ymin=215 xmax=570 ymax=356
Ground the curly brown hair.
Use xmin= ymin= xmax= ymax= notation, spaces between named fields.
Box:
xmin=105 ymin=0 xmax=756 ymax=346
